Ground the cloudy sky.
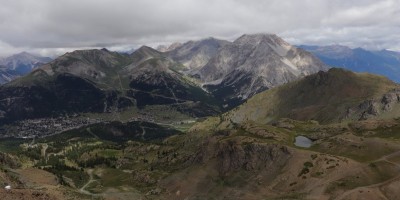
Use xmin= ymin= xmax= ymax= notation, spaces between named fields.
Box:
xmin=0 ymin=0 xmax=399 ymax=57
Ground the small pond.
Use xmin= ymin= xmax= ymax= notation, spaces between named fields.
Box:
xmin=294 ymin=136 xmax=313 ymax=148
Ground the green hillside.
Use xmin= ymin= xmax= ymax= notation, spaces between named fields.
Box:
xmin=227 ymin=68 xmax=398 ymax=124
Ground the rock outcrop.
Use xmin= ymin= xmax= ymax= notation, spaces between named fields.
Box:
xmin=189 ymin=136 xmax=291 ymax=176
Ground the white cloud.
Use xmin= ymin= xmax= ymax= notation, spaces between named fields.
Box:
xmin=0 ymin=40 xmax=24 ymax=57
xmin=322 ymin=0 xmax=399 ymax=26
xmin=0 ymin=0 xmax=399 ymax=57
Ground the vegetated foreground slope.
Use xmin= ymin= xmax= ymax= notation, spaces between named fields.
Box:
xmin=3 ymin=115 xmax=400 ymax=199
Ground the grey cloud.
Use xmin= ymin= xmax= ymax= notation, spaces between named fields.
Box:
xmin=0 ymin=0 xmax=399 ymax=57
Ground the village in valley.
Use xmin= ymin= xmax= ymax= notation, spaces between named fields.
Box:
xmin=0 ymin=110 xmax=169 ymax=139
xmin=0 ymin=117 xmax=104 ymax=138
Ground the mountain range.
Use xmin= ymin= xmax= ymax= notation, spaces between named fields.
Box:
xmin=165 ymin=38 xmax=229 ymax=71
xmin=3 ymin=33 xmax=400 ymax=200
xmin=0 ymin=34 xmax=328 ymax=125
xmin=0 ymin=47 xmax=220 ymax=124
xmin=300 ymin=45 xmax=400 ymax=82
xmin=164 ymin=34 xmax=328 ymax=108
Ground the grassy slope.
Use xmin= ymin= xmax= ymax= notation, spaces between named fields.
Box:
xmin=226 ymin=68 xmax=397 ymax=125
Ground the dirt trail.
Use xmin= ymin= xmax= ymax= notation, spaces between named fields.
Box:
xmin=86 ymin=127 xmax=99 ymax=139
xmin=162 ymin=77 xmax=178 ymax=103
xmin=41 ymin=144 xmax=48 ymax=163
xmin=140 ymin=122 xmax=146 ymax=139
xmin=79 ymin=169 xmax=100 ymax=196
xmin=78 ymin=169 xmax=143 ymax=199
xmin=335 ymin=150 xmax=400 ymax=200
xmin=117 ymin=73 xmax=124 ymax=91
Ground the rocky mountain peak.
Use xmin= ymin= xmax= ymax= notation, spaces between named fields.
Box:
xmin=157 ymin=42 xmax=183 ymax=52
xmin=166 ymin=37 xmax=230 ymax=71
xmin=235 ymin=33 xmax=288 ymax=46
xmin=135 ymin=45 xmax=159 ymax=54
xmin=0 ymin=52 xmax=52 ymax=84
xmin=0 ymin=52 xmax=52 ymax=70
xmin=14 ymin=51 xmax=32 ymax=57
xmin=132 ymin=46 xmax=163 ymax=59
xmin=197 ymin=33 xmax=329 ymax=109
xmin=128 ymin=46 xmax=165 ymax=68
xmin=196 ymin=37 xmax=227 ymax=46
xmin=59 ymin=49 xmax=119 ymax=66
xmin=34 ymin=48 xmax=128 ymax=81
xmin=67 ymin=48 xmax=111 ymax=55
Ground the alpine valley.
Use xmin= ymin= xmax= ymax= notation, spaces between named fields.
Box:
xmin=1 ymin=34 xmax=400 ymax=200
